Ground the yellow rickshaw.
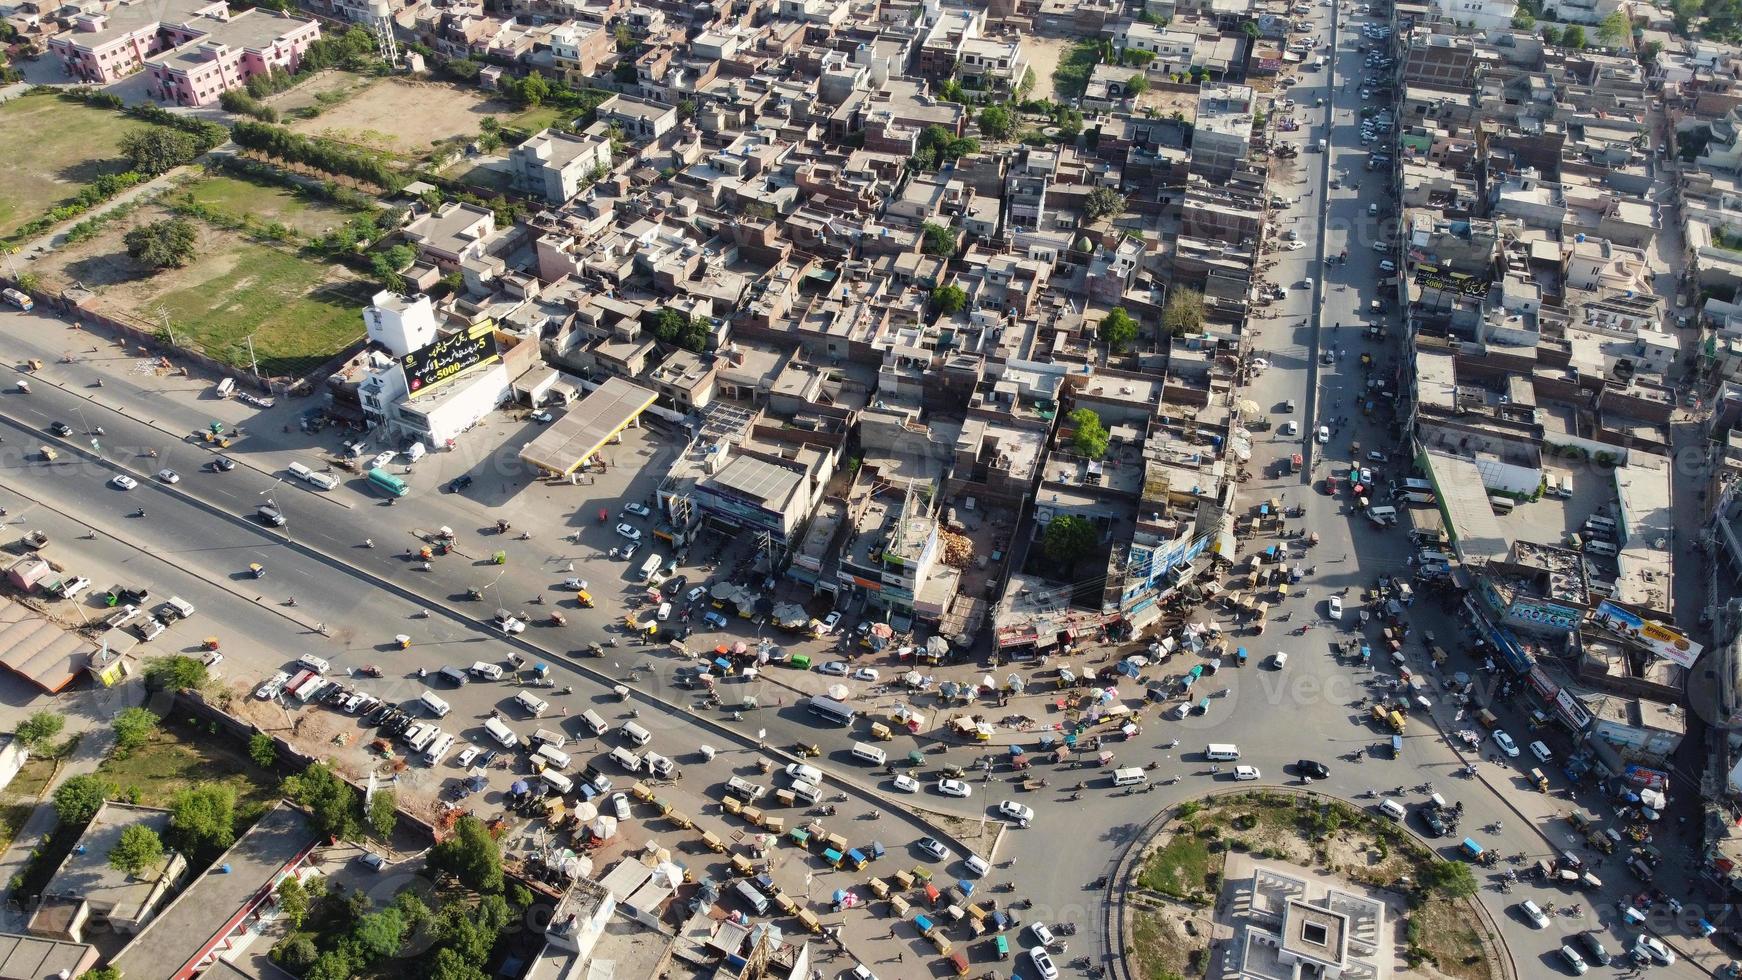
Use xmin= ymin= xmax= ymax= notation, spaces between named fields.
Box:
xmin=869 ymin=877 xmax=890 ymax=899
xmin=930 ymin=934 xmax=953 ymax=955
xmin=743 ymin=806 xmax=764 ymax=827
xmin=870 ymin=722 xmax=894 ymax=741
xmin=891 ymin=893 xmax=911 ymax=916
xmin=576 ymin=590 xmax=594 ymax=608
xmin=764 ymin=816 xmax=786 ymax=833
xmin=894 ymin=869 xmax=915 ymax=890
xmin=722 ymin=796 xmax=742 ymax=816
xmin=775 ymin=788 xmax=796 ymax=808
xmin=701 ymin=830 xmax=726 ymax=853
xmin=730 ymin=854 xmax=754 ymax=876
xmin=776 ymin=893 xmax=798 ymax=915
xmin=797 ymin=909 xmax=823 ymax=934
xmin=668 ymin=810 xmax=693 ymax=829
xmin=630 ymin=781 xmax=653 ymax=802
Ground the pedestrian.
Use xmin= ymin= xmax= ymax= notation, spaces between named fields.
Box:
xmin=563 ymin=706 xmax=570 ymax=716
xmin=898 ymin=953 xmax=905 ymax=963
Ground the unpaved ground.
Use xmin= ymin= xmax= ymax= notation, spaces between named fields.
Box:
xmin=264 ymin=70 xmax=377 ymax=117
xmin=1021 ymin=35 xmax=1077 ymax=101
xmin=287 ymin=78 xmax=513 ymax=158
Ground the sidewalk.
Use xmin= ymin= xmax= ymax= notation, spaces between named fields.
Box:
xmin=0 ymin=724 xmax=114 ymax=908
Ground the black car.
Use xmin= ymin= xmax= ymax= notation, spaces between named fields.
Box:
xmin=1419 ymin=807 xmax=1449 ymax=838
xmin=1576 ymin=931 xmax=1610 ymax=967
xmin=49 ymin=422 xmax=72 ymax=437
xmin=1297 ymin=759 xmax=1331 ymax=780
xmin=447 ymin=475 xmax=474 ymax=493
xmin=663 ymin=575 xmax=688 ymax=598
xmin=363 ymin=702 xmax=391 ymax=725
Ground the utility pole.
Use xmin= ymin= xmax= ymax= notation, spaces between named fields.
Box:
xmin=244 ymin=333 xmax=260 ymax=380
xmin=152 ymin=307 xmax=178 ymax=349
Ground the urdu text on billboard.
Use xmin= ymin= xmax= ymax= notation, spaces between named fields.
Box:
xmin=401 ymin=324 xmax=500 ymax=398
xmin=1593 ymin=600 xmax=1702 ymax=668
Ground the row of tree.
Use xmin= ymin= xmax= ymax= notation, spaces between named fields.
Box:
xmin=232 ymin=121 xmax=405 ymax=191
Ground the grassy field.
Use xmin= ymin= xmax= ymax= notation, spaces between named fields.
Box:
xmin=509 ymin=104 xmax=574 ymax=133
xmin=0 ymin=94 xmax=153 ymax=240
xmin=177 ymin=174 xmax=364 ymax=237
xmin=4 ymin=735 xmax=81 ymax=802
xmin=0 ymin=803 xmax=32 ymax=853
xmin=94 ymin=720 xmax=277 ymax=817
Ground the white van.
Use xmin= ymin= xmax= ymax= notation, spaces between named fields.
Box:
xmin=286 ymin=461 xmax=339 ymax=491
xmin=1585 ymin=540 xmax=1618 ymax=557
xmin=540 ymin=770 xmax=574 ymax=795
xmin=1206 ymin=744 xmax=1242 ymax=761
xmin=419 ymin=692 xmax=452 ymax=718
xmin=532 ymin=728 xmax=568 ymax=749
xmin=163 ymin=596 xmax=196 ymax=619
xmin=609 ymin=747 xmax=644 ymax=772
xmin=620 ymin=721 xmax=652 ymax=746
xmin=438 ymin=666 xmax=469 ymax=686
xmin=297 ymin=655 xmax=331 ymax=675
xmin=638 ymin=554 xmax=662 ymax=583
xmin=1366 ymin=505 xmax=1398 ymax=525
xmin=534 ymin=743 xmax=572 ymax=771
xmin=580 ymin=709 xmax=609 ymax=737
xmin=484 ymin=717 xmax=520 ymax=748
xmin=1378 ymin=798 xmax=1406 ymax=820
xmin=850 ymin=742 xmax=888 ymax=766
xmin=1488 ymin=495 xmax=1515 ymax=515
xmin=1112 ymin=767 xmax=1148 ymax=787
xmin=469 ymin=661 xmax=504 ymax=681
xmin=423 ymin=732 xmax=457 ymax=765
xmin=789 ymin=778 xmax=822 ymax=805
xmin=514 ymin=690 xmax=549 ymax=717
xmin=405 ymin=724 xmax=440 ymax=753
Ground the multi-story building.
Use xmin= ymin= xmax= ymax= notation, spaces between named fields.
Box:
xmin=1189 ymin=83 xmax=1255 ymax=183
xmin=1402 ymin=31 xmax=1478 ymax=89
xmin=1427 ymin=0 xmax=1517 ymax=31
xmin=144 ymin=9 xmax=320 ymax=107
xmin=508 ymin=129 xmax=612 ymax=204
xmin=549 ymin=22 xmax=613 ymax=82
xmin=48 ymin=0 xmax=225 ymax=84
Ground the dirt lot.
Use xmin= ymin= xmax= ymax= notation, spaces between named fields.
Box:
xmin=1022 ymin=35 xmax=1078 ymax=101
xmin=287 ymin=77 xmax=512 ymax=159
xmin=34 ymin=204 xmax=371 ymax=375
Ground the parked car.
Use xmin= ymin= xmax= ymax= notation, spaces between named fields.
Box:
xmin=622 ymin=502 xmax=651 ymax=518
xmin=1492 ymin=730 xmax=1520 ymax=758
xmin=819 ymin=611 xmax=842 ymax=634
xmin=937 ymin=779 xmax=973 ymax=798
xmin=917 ymin=837 xmax=951 ymax=861
xmin=616 ymin=523 xmax=642 ymax=541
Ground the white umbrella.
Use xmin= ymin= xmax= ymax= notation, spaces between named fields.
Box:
xmin=828 ymin=683 xmax=850 ymax=701
xmin=573 ymin=801 xmax=598 ymax=822
xmin=590 ymin=815 xmax=618 ymax=839
xmin=904 ymin=671 xmax=924 ymax=686
xmin=927 ymin=635 xmax=952 ymax=657
xmin=980 ymin=674 xmax=996 ymax=690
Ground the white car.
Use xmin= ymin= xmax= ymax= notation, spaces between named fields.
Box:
xmin=496 ymin=615 xmax=527 ymax=635
xmin=656 ymin=602 xmax=672 ymax=621
xmin=1632 ymin=935 xmax=1674 ymax=965
xmin=820 ymin=611 xmax=842 ymax=634
xmin=892 ymin=774 xmax=920 ymax=793
xmin=202 ymin=650 xmax=224 ymax=669
xmin=785 ymin=763 xmax=823 ymax=784
xmin=1030 ymin=923 xmax=1055 ymax=946
xmin=917 ymin=837 xmax=951 ymax=861
xmin=370 ymin=450 xmax=396 ymax=470
xmin=611 ymin=793 xmax=632 ymax=820
xmin=997 ymin=800 xmax=1035 ymax=824
xmin=1233 ymin=765 xmax=1262 ymax=780
xmin=1284 ymin=240 xmax=1306 ymax=250
xmin=1519 ymin=900 xmax=1550 ymax=929
xmin=622 ymin=502 xmax=651 ymax=518
xmin=1492 ymin=730 xmax=1520 ymax=758
xmin=1271 ymin=652 xmax=1289 ymax=670
xmin=686 ymin=586 xmax=708 ymax=603
xmin=1528 ymin=740 xmax=1553 ymax=763
xmin=1028 ymin=948 xmax=1059 ymax=980
xmin=1327 ymin=596 xmax=1343 ymax=619
xmin=937 ymin=779 xmax=973 ymax=798
xmin=851 ymin=667 xmax=880 ymax=682
xmin=456 ymin=746 xmax=480 ymax=768
xmin=818 ymin=661 xmax=849 ymax=676
xmin=1280 ymin=420 xmax=1299 ymax=436
xmin=615 ymin=523 xmax=642 ymax=541
xmin=156 ymin=468 xmax=179 ymax=484
xmin=255 ymin=670 xmax=290 ymax=700
xmin=1316 ymin=425 xmax=1330 ymax=444
xmin=110 ymin=474 xmax=138 ymax=490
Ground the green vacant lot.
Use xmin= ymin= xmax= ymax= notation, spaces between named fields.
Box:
xmin=178 ymin=174 xmax=365 ymax=237
xmin=0 ymin=94 xmax=153 ymax=240
xmin=94 ymin=721 xmax=277 ymax=817
xmin=146 ymin=239 xmax=371 ymax=376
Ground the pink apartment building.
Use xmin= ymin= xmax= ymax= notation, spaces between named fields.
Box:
xmin=47 ymin=0 xmax=319 ymax=107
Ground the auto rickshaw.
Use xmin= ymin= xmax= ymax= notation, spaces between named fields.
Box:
xmin=550 ymin=611 xmax=567 ymax=626
xmin=796 ymin=742 xmax=820 ymax=758
xmin=38 ymin=445 xmax=55 ymax=461
xmin=576 ymin=590 xmax=594 ymax=608
xmin=249 ymin=563 xmax=266 ymax=579
xmin=870 ymin=722 xmax=893 ymax=741
xmin=395 ymin=634 xmax=411 ymax=649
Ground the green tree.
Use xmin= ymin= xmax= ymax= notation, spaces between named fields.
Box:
xmin=1563 ymin=24 xmax=1587 ymax=47
xmin=930 ymin=284 xmax=968 ymax=316
xmin=1598 ymin=9 xmax=1630 ymax=43
xmin=1511 ymin=9 xmax=1535 ymax=28
xmin=677 ymin=99 xmax=696 ymax=120
xmin=1099 ymin=307 xmax=1140 ymax=352
xmin=1123 ymin=48 xmax=1156 ymax=67
xmin=1540 ymin=24 xmax=1562 ymax=44
xmin=429 ymin=947 xmax=491 ymax=980
xmin=1043 ymin=514 xmax=1100 ymax=565
xmin=78 ymin=969 xmax=123 ymax=980
xmin=912 ymin=124 xmax=978 ymax=170
xmin=121 ymin=128 xmax=199 ymax=175
xmin=144 ymin=655 xmax=207 ymax=692
xmin=16 ymin=711 xmax=64 ymax=751
xmin=108 ymin=824 xmax=164 ymax=877
xmin=1426 ymin=859 xmax=1478 ymax=898
xmin=111 ymin=707 xmax=158 ymax=754
xmin=276 ymin=875 xmax=311 ymax=928
xmin=54 ymin=774 xmax=114 ymax=826
xmin=123 ymin=218 xmax=198 ymax=270
xmin=614 ymin=22 xmax=634 ymax=50
xmin=1162 ymin=287 xmax=1206 ymax=336
xmin=518 ymin=71 xmax=550 ymax=107
xmin=354 ymin=908 xmax=408 ymax=961
xmin=921 ymin=222 xmax=958 ymax=257
xmin=306 ymin=950 xmax=357 ymax=980
xmin=275 ymin=934 xmax=319 ymax=972
xmin=249 ymin=731 xmax=277 ymax=769
xmin=1240 ymin=18 xmax=1260 ymax=37
xmin=1640 ymin=39 xmax=1663 ymax=63
xmin=978 ymin=104 xmax=1018 ymax=140
xmin=169 ymin=785 xmax=236 ymax=854
xmin=368 ymin=789 xmax=397 ymax=838
xmin=428 ymin=814 xmax=503 ymax=892
xmin=282 ymin=763 xmax=358 ymax=840
xmin=1084 ymin=187 xmax=1127 ymax=220
xmin=1125 ymin=73 xmax=1149 ymax=97
xmin=1067 ymin=407 xmax=1110 ymax=458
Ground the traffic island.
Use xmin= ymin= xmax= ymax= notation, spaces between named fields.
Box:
xmin=1112 ymin=790 xmax=1509 ymax=980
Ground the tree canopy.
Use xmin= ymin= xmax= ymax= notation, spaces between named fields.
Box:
xmin=282 ymin=763 xmax=358 ymax=840
xmin=650 ymin=307 xmax=713 ymax=352
xmin=1068 ymin=407 xmax=1110 ymax=458
xmin=54 ymin=774 xmax=115 ymax=826
xmin=428 ymin=814 xmax=503 ymax=893
xmin=1084 ymin=187 xmax=1127 ymax=220
xmin=912 ymin=125 xmax=979 ymax=170
xmin=16 ymin=711 xmax=63 ymax=750
xmin=111 ymin=706 xmax=159 ymax=753
xmin=169 ymin=785 xmax=236 ymax=855
xmin=977 ymin=104 xmax=1019 ymax=140
xmin=122 ymin=128 xmax=200 ymax=175
xmin=1043 ymin=514 xmax=1099 ymax=566
xmin=1598 ymin=9 xmax=1630 ymax=43
xmin=921 ymin=222 xmax=959 ymax=257
xmin=108 ymin=824 xmax=165 ymax=877
xmin=1426 ymin=859 xmax=1478 ymax=898
xmin=144 ymin=655 xmax=207 ymax=692
xmin=123 ymin=218 xmax=198 ymax=270
xmin=931 ymin=284 xmax=967 ymax=316
xmin=1162 ymin=287 xmax=1207 ymax=336
xmin=1099 ymin=307 xmax=1140 ymax=352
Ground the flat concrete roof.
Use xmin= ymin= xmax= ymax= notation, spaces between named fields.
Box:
xmin=518 ymin=376 xmax=658 ymax=476
xmin=112 ymin=803 xmax=316 ymax=980
xmin=0 ymin=932 xmax=97 ymax=979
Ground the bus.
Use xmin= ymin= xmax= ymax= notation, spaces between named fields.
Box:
xmin=366 ymin=468 xmax=409 ymax=497
xmin=807 ymin=695 xmax=855 ymax=727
